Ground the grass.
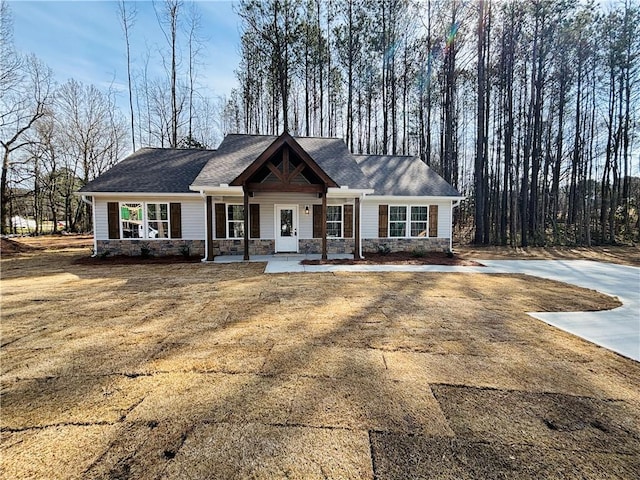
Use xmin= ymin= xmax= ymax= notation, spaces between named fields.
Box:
xmin=1 ymin=243 xmax=639 ymax=479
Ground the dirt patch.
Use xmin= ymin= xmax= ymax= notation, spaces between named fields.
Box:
xmin=1 ymin=249 xmax=638 ymax=479
xmin=458 ymin=245 xmax=640 ymax=266
xmin=303 ymin=251 xmax=483 ymax=266
xmin=1 ymin=237 xmax=41 ymax=255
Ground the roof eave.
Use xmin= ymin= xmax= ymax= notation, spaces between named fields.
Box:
xmin=364 ymin=195 xmax=466 ymax=202
xmin=75 ymin=191 xmax=201 ymax=197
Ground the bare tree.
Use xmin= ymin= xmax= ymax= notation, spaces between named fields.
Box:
xmin=1 ymin=49 xmax=53 ymax=233
xmin=118 ymin=0 xmax=137 ymax=152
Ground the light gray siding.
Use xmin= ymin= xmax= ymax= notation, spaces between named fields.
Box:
xmin=217 ymin=192 xmax=354 ymax=240
xmin=93 ymin=196 xmax=204 ymax=240
xmin=361 ymin=199 xmax=453 ymax=239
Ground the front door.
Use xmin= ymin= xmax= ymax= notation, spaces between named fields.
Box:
xmin=275 ymin=205 xmax=298 ymax=252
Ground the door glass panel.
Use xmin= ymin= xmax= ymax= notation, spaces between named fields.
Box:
xmin=280 ymin=209 xmax=293 ymax=237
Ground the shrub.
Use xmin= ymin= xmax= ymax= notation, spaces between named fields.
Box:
xmin=140 ymin=244 xmax=152 ymax=258
xmin=411 ymin=248 xmax=426 ymax=258
xmin=98 ymin=249 xmax=111 ymax=260
xmin=179 ymin=244 xmax=191 ymax=258
xmin=377 ymin=244 xmax=391 ymax=255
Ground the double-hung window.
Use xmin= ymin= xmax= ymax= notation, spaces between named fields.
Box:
xmin=227 ymin=204 xmax=244 ymax=238
xmin=389 ymin=206 xmax=407 ymax=237
xmin=121 ymin=203 xmax=144 ymax=238
xmin=389 ymin=205 xmax=429 ymax=237
xmin=410 ymin=206 xmax=428 ymax=237
xmin=119 ymin=202 xmax=169 ymax=239
xmin=326 ymin=205 xmax=343 ymax=238
xmin=147 ymin=203 xmax=169 ymax=238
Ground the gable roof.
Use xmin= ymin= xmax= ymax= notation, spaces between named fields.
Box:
xmin=230 ymin=131 xmax=338 ymax=188
xmin=354 ymin=154 xmax=461 ymax=197
xmin=79 ymin=148 xmax=212 ymax=194
xmin=78 ymin=135 xmax=461 ymax=199
xmin=191 ymin=134 xmax=371 ymax=190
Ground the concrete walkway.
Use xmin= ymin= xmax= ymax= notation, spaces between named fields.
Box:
xmin=254 ymin=257 xmax=639 ymax=362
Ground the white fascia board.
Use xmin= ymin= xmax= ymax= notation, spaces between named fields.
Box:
xmin=327 ymin=187 xmax=374 ymax=197
xmin=77 ymin=191 xmax=201 ymax=198
xmin=363 ymin=195 xmax=465 ymax=202
xmin=189 ymin=185 xmax=244 ymax=196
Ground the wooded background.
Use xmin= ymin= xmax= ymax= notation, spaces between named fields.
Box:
xmin=2 ymin=0 xmax=638 ymax=246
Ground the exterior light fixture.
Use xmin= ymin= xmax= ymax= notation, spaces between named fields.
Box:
xmin=305 ymin=205 xmax=310 ymax=215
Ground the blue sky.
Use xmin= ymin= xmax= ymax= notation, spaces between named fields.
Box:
xmin=9 ymin=0 xmax=241 ymax=103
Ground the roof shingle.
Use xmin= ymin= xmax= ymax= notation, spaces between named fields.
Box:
xmin=79 ymin=148 xmax=212 ymax=193
xmin=354 ymin=154 xmax=461 ymax=197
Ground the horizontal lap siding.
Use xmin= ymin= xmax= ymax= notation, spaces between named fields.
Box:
xmin=247 ymin=192 xmax=343 ymax=240
xmin=179 ymin=199 xmax=205 ymax=239
xmin=361 ymin=200 xmax=453 ymax=239
xmin=93 ymin=197 xmax=204 ymax=240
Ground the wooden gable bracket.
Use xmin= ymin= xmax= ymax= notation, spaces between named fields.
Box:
xmin=230 ymin=131 xmax=338 ymax=191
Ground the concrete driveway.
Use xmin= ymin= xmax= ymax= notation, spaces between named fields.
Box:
xmin=480 ymin=260 xmax=640 ymax=362
xmin=265 ymin=259 xmax=640 ymax=362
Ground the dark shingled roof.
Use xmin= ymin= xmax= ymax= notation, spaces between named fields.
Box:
xmin=191 ymin=134 xmax=372 ymax=190
xmin=79 ymin=148 xmax=212 ymax=193
xmin=80 ymin=135 xmax=460 ymax=198
xmin=354 ymin=154 xmax=461 ymax=197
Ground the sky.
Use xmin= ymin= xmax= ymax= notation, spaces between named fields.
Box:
xmin=8 ymin=0 xmax=241 ymax=107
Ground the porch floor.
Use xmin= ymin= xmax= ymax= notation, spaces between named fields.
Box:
xmin=212 ymin=253 xmax=353 ymax=263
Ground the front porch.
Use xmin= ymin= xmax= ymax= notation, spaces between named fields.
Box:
xmin=202 ymin=132 xmax=370 ymax=261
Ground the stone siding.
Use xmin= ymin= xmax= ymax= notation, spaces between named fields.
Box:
xmin=362 ymin=238 xmax=450 ymax=253
xmin=211 ymin=239 xmax=274 ymax=256
xmin=96 ymin=237 xmax=449 ymax=258
xmin=96 ymin=240 xmax=205 ymax=257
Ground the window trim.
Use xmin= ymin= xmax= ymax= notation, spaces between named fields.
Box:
xmin=326 ymin=204 xmax=344 ymax=239
xmin=118 ymin=201 xmax=171 ymax=240
xmin=226 ymin=203 xmax=245 ymax=239
xmin=410 ymin=205 xmax=429 ymax=238
xmin=388 ymin=204 xmax=430 ymax=238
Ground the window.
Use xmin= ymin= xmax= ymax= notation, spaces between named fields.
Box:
xmin=227 ymin=204 xmax=244 ymax=238
xmin=147 ymin=203 xmax=169 ymax=238
xmin=410 ymin=206 xmax=428 ymax=237
xmin=121 ymin=203 xmax=143 ymax=238
xmin=327 ymin=205 xmax=343 ymax=238
xmin=389 ymin=206 xmax=407 ymax=237
xmin=388 ymin=205 xmax=429 ymax=238
xmin=119 ymin=202 xmax=170 ymax=239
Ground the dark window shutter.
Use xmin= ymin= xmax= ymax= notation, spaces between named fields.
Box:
xmin=215 ymin=203 xmax=226 ymax=238
xmin=429 ymin=205 xmax=438 ymax=237
xmin=343 ymin=205 xmax=353 ymax=238
xmin=107 ymin=202 xmax=119 ymax=239
xmin=378 ymin=204 xmax=388 ymax=238
xmin=313 ymin=204 xmax=322 ymax=238
xmin=250 ymin=204 xmax=260 ymax=238
xmin=170 ymin=203 xmax=182 ymax=238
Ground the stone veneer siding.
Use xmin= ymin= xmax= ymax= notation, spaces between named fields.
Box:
xmin=362 ymin=238 xmax=450 ymax=253
xmin=96 ymin=239 xmax=204 ymax=257
xmin=96 ymin=237 xmax=449 ymax=258
xmin=211 ymin=239 xmax=355 ymax=255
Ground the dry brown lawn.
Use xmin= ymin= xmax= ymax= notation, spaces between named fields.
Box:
xmin=1 ymin=248 xmax=639 ymax=479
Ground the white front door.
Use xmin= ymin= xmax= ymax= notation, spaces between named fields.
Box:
xmin=275 ymin=205 xmax=298 ymax=252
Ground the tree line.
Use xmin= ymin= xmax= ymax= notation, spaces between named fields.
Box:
xmin=2 ymin=0 xmax=638 ymax=246
xmin=0 ymin=0 xmax=225 ymax=234
xmin=228 ymin=0 xmax=639 ymax=246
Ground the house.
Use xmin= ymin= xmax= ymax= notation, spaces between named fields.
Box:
xmin=79 ymin=132 xmax=463 ymax=260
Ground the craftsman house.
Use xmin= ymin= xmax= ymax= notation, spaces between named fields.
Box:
xmin=79 ymin=132 xmax=463 ymax=260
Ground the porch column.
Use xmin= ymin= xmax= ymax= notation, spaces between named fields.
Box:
xmin=206 ymin=196 xmax=214 ymax=261
xmin=243 ymin=189 xmax=250 ymax=261
xmin=354 ymin=196 xmax=361 ymax=260
xmin=321 ymin=191 xmax=327 ymax=260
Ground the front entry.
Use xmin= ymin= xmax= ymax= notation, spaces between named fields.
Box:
xmin=275 ymin=205 xmax=298 ymax=252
